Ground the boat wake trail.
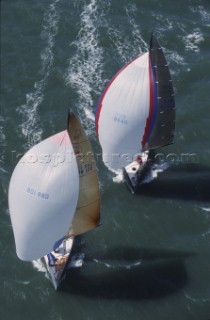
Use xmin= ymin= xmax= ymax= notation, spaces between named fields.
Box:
xmin=93 ymin=258 xmax=142 ymax=270
xmin=107 ymin=3 xmax=147 ymax=64
xmin=67 ymin=253 xmax=85 ymax=269
xmin=65 ymin=0 xmax=106 ymax=132
xmin=32 ymin=259 xmax=47 ymax=274
xmin=0 ymin=117 xmax=6 ymax=167
xmin=17 ymin=0 xmax=60 ymax=148
xmin=183 ymin=29 xmax=204 ymax=53
xmin=142 ymin=162 xmax=170 ymax=184
xmin=32 ymin=259 xmax=53 ymax=282
xmin=200 ymin=207 xmax=210 ymax=213
xmin=112 ymin=170 xmax=124 ymax=184
xmin=112 ymin=162 xmax=170 ymax=185
xmin=185 ymin=292 xmax=210 ymax=304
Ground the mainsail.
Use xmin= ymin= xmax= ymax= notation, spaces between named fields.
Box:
xmin=142 ymin=35 xmax=175 ymax=151
xmin=66 ymin=111 xmax=100 ymax=236
xmin=95 ymin=34 xmax=175 ymax=171
xmin=8 ymin=130 xmax=79 ymax=261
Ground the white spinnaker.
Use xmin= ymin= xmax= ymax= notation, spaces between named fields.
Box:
xmin=97 ymin=53 xmax=150 ymax=171
xmin=8 ymin=131 xmax=79 ymax=261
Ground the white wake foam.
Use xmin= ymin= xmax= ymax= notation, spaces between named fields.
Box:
xmin=185 ymin=292 xmax=210 ymax=303
xmin=143 ymin=162 xmax=169 ymax=184
xmin=112 ymin=162 xmax=169 ymax=185
xmin=107 ymin=3 xmax=147 ymax=65
xmin=32 ymin=259 xmax=51 ymax=281
xmin=67 ymin=253 xmax=85 ymax=269
xmin=112 ymin=170 xmax=124 ymax=184
xmin=65 ymin=0 xmax=105 ymax=132
xmin=93 ymin=258 xmax=142 ymax=270
xmin=32 ymin=259 xmax=47 ymax=274
xmin=184 ymin=29 xmax=204 ymax=53
xmin=190 ymin=5 xmax=210 ymax=27
xmin=0 ymin=118 xmax=6 ymax=148
xmin=17 ymin=0 xmax=60 ymax=148
xmin=0 ymin=118 xmax=6 ymax=166
xmin=200 ymin=207 xmax=210 ymax=213
xmin=125 ymin=3 xmax=148 ymax=53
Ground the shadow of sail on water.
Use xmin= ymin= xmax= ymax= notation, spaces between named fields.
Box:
xmin=8 ymin=111 xmax=100 ymax=289
xmin=95 ymin=34 xmax=176 ymax=192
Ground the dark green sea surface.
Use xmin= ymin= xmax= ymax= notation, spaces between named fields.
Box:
xmin=1 ymin=0 xmax=210 ymax=319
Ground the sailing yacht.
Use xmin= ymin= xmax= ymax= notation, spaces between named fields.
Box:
xmin=8 ymin=111 xmax=100 ymax=289
xmin=95 ymin=34 xmax=176 ymax=192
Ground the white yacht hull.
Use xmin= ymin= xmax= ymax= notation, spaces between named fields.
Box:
xmin=123 ymin=152 xmax=149 ymax=193
xmin=44 ymin=237 xmax=74 ymax=290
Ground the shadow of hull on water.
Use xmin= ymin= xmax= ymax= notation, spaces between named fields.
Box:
xmin=136 ymin=163 xmax=210 ymax=203
xmin=60 ymin=246 xmax=190 ymax=300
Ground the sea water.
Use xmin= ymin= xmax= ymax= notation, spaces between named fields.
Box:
xmin=1 ymin=1 xmax=210 ymax=319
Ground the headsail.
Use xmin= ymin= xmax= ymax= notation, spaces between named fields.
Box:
xmin=66 ymin=112 xmax=100 ymax=236
xmin=96 ymin=52 xmax=150 ymax=171
xmin=8 ymin=130 xmax=79 ymax=261
xmin=95 ymin=34 xmax=175 ymax=171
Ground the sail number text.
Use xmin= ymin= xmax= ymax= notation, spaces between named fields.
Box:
xmin=27 ymin=187 xmax=49 ymax=199
xmin=78 ymin=163 xmax=93 ymax=175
